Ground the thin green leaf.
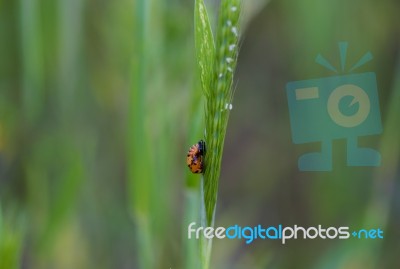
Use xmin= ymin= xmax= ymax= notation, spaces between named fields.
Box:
xmin=204 ymin=0 xmax=241 ymax=227
xmin=194 ymin=0 xmax=215 ymax=96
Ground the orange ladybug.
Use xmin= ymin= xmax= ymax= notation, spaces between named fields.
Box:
xmin=186 ymin=140 xmax=206 ymax=174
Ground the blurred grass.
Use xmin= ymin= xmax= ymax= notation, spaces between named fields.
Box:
xmin=0 ymin=204 xmax=24 ymax=269
xmin=129 ymin=0 xmax=153 ymax=268
xmin=129 ymin=0 xmax=195 ymax=268
xmin=19 ymin=0 xmax=44 ymax=124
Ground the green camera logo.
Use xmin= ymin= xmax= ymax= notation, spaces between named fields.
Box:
xmin=286 ymin=42 xmax=382 ymax=171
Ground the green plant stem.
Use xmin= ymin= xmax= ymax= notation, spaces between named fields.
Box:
xmin=203 ymin=0 xmax=240 ymax=227
xmin=129 ymin=0 xmax=154 ymax=268
xmin=194 ymin=0 xmax=241 ymax=268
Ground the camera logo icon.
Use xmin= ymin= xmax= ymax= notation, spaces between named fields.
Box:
xmin=286 ymin=42 xmax=382 ymax=171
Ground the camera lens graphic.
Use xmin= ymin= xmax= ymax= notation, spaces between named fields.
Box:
xmin=327 ymin=84 xmax=371 ymax=128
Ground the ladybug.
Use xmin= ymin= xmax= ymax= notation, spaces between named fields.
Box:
xmin=186 ymin=140 xmax=206 ymax=174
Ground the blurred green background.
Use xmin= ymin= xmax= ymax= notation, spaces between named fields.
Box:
xmin=0 ymin=0 xmax=399 ymax=268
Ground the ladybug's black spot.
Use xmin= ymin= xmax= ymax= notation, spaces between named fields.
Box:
xmin=198 ymin=140 xmax=206 ymax=155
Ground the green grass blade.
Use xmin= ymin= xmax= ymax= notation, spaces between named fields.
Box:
xmin=193 ymin=1 xmax=241 ymax=268
xmin=203 ymin=0 xmax=240 ymax=227
xmin=194 ymin=0 xmax=215 ymax=97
